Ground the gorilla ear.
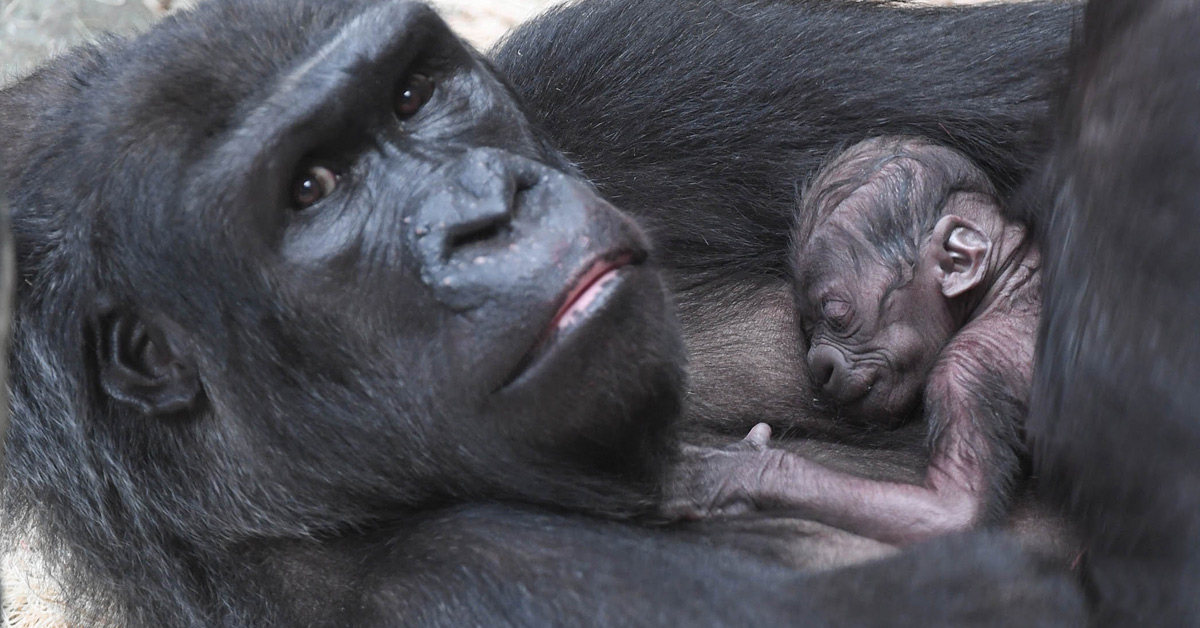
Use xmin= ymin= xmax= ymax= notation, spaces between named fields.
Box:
xmin=91 ymin=304 xmax=202 ymax=417
xmin=931 ymin=215 xmax=990 ymax=299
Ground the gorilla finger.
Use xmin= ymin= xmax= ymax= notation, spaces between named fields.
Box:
xmin=743 ymin=423 xmax=772 ymax=450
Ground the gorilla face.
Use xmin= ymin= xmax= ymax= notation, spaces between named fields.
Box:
xmin=2 ymin=0 xmax=684 ymax=547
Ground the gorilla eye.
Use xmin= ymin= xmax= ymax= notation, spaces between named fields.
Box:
xmin=394 ymin=73 xmax=434 ymax=119
xmin=821 ymin=299 xmax=853 ymax=332
xmin=291 ymin=165 xmax=339 ymax=210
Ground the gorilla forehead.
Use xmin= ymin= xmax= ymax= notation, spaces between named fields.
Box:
xmin=105 ymin=0 xmax=411 ymax=142
xmin=80 ymin=0 xmax=463 ymax=212
xmin=21 ymin=0 xmax=501 ymax=302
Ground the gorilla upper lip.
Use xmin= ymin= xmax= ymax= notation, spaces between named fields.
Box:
xmin=824 ymin=372 xmax=882 ymax=416
xmin=836 ymin=377 xmax=914 ymax=427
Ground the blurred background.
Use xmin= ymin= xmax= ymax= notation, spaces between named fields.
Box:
xmin=2 ymin=0 xmax=1007 ymax=82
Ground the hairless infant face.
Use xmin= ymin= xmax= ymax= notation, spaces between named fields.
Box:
xmin=795 ymin=196 xmax=956 ymax=425
xmin=791 ymin=138 xmax=1002 ymax=426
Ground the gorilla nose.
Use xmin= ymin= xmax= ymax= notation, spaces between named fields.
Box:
xmin=438 ymin=149 xmax=538 ymax=257
xmin=408 ymin=149 xmax=560 ymax=311
xmin=807 ymin=344 xmax=852 ymax=400
xmin=410 ymin=149 xmax=541 ymax=263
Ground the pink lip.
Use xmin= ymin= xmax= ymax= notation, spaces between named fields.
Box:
xmin=548 ymin=253 xmax=635 ymax=332
xmin=499 ymin=252 xmax=639 ymax=390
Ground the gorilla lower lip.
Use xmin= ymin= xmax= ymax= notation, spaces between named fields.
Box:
xmin=550 ymin=255 xmax=634 ymax=332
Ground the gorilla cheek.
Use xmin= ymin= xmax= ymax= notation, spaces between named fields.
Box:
xmin=869 ymin=333 xmax=941 ymax=423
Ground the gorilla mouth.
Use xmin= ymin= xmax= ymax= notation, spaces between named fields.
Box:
xmin=502 ymin=251 xmax=644 ymax=389
xmin=549 ymin=252 xmax=640 ymax=332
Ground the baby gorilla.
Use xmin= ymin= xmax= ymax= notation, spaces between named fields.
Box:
xmin=667 ymin=137 xmax=1040 ymax=545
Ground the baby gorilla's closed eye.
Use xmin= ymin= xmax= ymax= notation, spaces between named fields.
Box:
xmin=820 ymin=299 xmax=852 ymax=332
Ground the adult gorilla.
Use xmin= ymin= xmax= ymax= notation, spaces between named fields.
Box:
xmin=0 ymin=0 xmax=1186 ymax=626
xmin=0 ymin=0 xmax=1085 ymax=625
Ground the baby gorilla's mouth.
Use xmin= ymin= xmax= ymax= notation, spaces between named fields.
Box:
xmin=836 ymin=377 xmax=920 ymax=430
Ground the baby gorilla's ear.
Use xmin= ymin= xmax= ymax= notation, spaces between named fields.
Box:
xmin=931 ymin=215 xmax=990 ymax=298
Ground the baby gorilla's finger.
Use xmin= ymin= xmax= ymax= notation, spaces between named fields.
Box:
xmin=743 ymin=423 xmax=772 ymax=450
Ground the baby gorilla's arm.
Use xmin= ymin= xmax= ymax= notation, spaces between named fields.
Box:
xmin=663 ymin=321 xmax=1030 ymax=545
xmin=664 ymin=425 xmax=989 ymax=544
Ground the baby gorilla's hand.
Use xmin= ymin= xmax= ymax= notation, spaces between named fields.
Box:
xmin=660 ymin=423 xmax=778 ymax=520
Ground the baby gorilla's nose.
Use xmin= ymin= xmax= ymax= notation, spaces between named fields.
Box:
xmin=808 ymin=344 xmax=847 ymax=397
xmin=807 ymin=343 xmax=875 ymax=406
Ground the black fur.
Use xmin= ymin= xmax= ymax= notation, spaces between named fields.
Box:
xmin=13 ymin=0 xmax=1182 ymax=624
xmin=0 ymin=0 xmax=1085 ymax=625
xmin=494 ymin=0 xmax=1076 ymax=437
xmin=0 ymin=193 xmax=10 ymax=525
xmin=494 ymin=0 xmax=1074 ymax=290
xmin=1029 ymin=0 xmax=1200 ymax=624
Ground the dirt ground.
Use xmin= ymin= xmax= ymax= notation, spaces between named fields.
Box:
xmin=2 ymin=0 xmax=1009 ymax=82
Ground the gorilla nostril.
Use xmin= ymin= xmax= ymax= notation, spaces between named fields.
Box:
xmin=515 ymin=170 xmax=539 ymax=195
xmin=808 ymin=345 xmax=846 ymax=397
xmin=809 ymin=349 xmax=835 ymax=387
xmin=817 ymin=360 xmax=835 ymax=388
xmin=448 ymin=219 xmax=509 ymax=252
xmin=816 ymin=365 xmax=835 ymax=391
xmin=437 ymin=152 xmax=544 ymax=258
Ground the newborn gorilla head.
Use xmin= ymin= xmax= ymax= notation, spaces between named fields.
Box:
xmin=0 ymin=0 xmax=682 ymax=617
xmin=790 ymin=137 xmax=1000 ymax=426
